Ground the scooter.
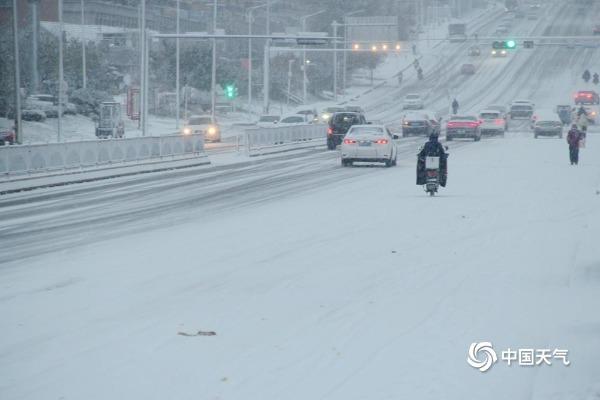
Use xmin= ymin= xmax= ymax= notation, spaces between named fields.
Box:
xmin=424 ymin=156 xmax=441 ymax=196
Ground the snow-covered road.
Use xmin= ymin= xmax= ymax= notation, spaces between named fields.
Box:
xmin=2 ymin=1 xmax=600 ymax=399
xmin=2 ymin=129 xmax=600 ymax=400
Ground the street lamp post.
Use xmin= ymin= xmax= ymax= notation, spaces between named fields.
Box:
xmin=210 ymin=0 xmax=217 ymax=120
xmin=247 ymin=3 xmax=268 ymax=116
xmin=342 ymin=9 xmax=365 ymax=96
xmin=286 ymin=59 xmax=295 ymax=105
xmin=332 ymin=21 xmax=339 ymax=101
xmin=58 ymin=0 xmax=64 ymax=141
xmin=81 ymin=0 xmax=86 ymax=89
xmin=300 ymin=9 xmax=325 ymax=104
xmin=12 ymin=0 xmax=22 ymax=144
xmin=175 ymin=0 xmax=180 ymax=129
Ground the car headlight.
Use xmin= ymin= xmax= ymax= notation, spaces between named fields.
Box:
xmin=492 ymin=50 xmax=497 ymax=55
xmin=182 ymin=127 xmax=192 ymax=135
xmin=207 ymin=126 xmax=217 ymax=135
xmin=321 ymin=113 xmax=331 ymax=121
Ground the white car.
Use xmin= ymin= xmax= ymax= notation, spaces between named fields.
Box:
xmin=182 ymin=115 xmax=221 ymax=142
xmin=533 ymin=111 xmax=563 ymax=138
xmin=478 ymin=109 xmax=507 ymax=135
xmin=402 ymin=93 xmax=425 ymax=110
xmin=256 ymin=115 xmax=280 ymax=128
xmin=340 ymin=124 xmax=398 ymax=167
xmin=278 ymin=115 xmax=309 ymax=126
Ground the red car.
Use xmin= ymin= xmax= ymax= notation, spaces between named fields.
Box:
xmin=0 ymin=120 xmax=15 ymax=145
xmin=575 ymin=90 xmax=600 ymax=105
xmin=446 ymin=115 xmax=482 ymax=141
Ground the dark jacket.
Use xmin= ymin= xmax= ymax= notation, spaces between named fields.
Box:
xmin=567 ymin=128 xmax=581 ymax=147
xmin=417 ymin=137 xmax=448 ymax=186
xmin=419 ymin=137 xmax=446 ymax=158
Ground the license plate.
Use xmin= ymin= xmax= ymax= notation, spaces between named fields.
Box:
xmin=457 ymin=129 xmax=465 ymax=134
xmin=359 ymin=141 xmax=372 ymax=147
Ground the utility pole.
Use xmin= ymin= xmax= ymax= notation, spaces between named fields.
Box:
xmin=342 ymin=9 xmax=365 ymax=96
xmin=81 ymin=0 xmax=86 ymax=88
xmin=263 ymin=0 xmax=271 ymax=113
xmin=286 ymin=59 xmax=294 ymax=105
xmin=30 ymin=0 xmax=39 ymax=93
xmin=210 ymin=0 xmax=217 ymax=120
xmin=140 ymin=0 xmax=147 ymax=136
xmin=247 ymin=3 xmax=268 ymax=116
xmin=175 ymin=0 xmax=180 ymax=129
xmin=58 ymin=0 xmax=64 ymax=142
xmin=12 ymin=0 xmax=22 ymax=144
xmin=301 ymin=9 xmax=325 ymax=104
xmin=332 ymin=21 xmax=339 ymax=101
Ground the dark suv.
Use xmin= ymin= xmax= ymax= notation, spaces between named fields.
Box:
xmin=327 ymin=112 xmax=367 ymax=150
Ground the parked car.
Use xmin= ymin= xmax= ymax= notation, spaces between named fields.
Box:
xmin=575 ymin=90 xmax=599 ymax=105
xmin=6 ymin=108 xmax=46 ymax=122
xmin=446 ymin=115 xmax=482 ymax=141
xmin=182 ymin=115 xmax=220 ymax=142
xmin=327 ymin=112 xmax=367 ymax=150
xmin=25 ymin=94 xmax=77 ymax=117
xmin=460 ymin=63 xmax=476 ymax=75
xmin=0 ymin=119 xmax=15 ymax=145
xmin=533 ymin=111 xmax=563 ymax=138
xmin=468 ymin=45 xmax=481 ymax=56
xmin=402 ymin=93 xmax=425 ymax=110
xmin=340 ymin=125 xmax=398 ymax=167
xmin=256 ymin=115 xmax=280 ymax=128
xmin=478 ymin=109 xmax=506 ymax=136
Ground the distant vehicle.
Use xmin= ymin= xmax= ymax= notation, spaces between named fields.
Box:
xmin=256 ymin=115 xmax=280 ymax=128
xmin=402 ymin=112 xmax=436 ymax=137
xmin=340 ymin=125 xmax=398 ymax=167
xmin=486 ymin=104 xmax=509 ymax=120
xmin=495 ymin=24 xmax=509 ymax=34
xmin=581 ymin=105 xmax=599 ymax=124
xmin=574 ymin=90 xmax=599 ymax=105
xmin=296 ymin=109 xmax=317 ymax=122
xmin=594 ymin=25 xmax=600 ymax=35
xmin=26 ymin=94 xmax=77 ymax=117
xmin=555 ymin=105 xmax=572 ymax=125
xmin=468 ymin=45 xmax=481 ymax=56
xmin=509 ymin=103 xmax=534 ymax=119
xmin=491 ymin=48 xmax=508 ymax=57
xmin=95 ymin=102 xmax=125 ymax=139
xmin=7 ymin=108 xmax=47 ymax=122
xmin=460 ymin=63 xmax=476 ymax=75
xmin=478 ymin=109 xmax=506 ymax=136
xmin=277 ymin=115 xmax=307 ymax=126
xmin=446 ymin=115 xmax=482 ymax=141
xmin=327 ymin=112 xmax=367 ymax=150
xmin=182 ymin=114 xmax=220 ymax=142
xmin=448 ymin=23 xmax=467 ymax=42
xmin=344 ymin=105 xmax=365 ymax=114
xmin=402 ymin=93 xmax=425 ymax=110
xmin=505 ymin=0 xmax=518 ymax=11
xmin=533 ymin=112 xmax=563 ymax=138
xmin=319 ymin=106 xmax=345 ymax=123
xmin=513 ymin=99 xmax=535 ymax=107
xmin=527 ymin=5 xmax=540 ymax=19
xmin=0 ymin=119 xmax=15 ymax=145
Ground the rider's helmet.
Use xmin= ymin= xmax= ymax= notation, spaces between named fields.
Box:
xmin=429 ymin=132 xmax=439 ymax=141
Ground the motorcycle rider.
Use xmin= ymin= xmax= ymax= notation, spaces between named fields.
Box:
xmin=451 ymin=98 xmax=459 ymax=115
xmin=567 ymin=124 xmax=582 ymax=165
xmin=417 ymin=132 xmax=448 ymax=187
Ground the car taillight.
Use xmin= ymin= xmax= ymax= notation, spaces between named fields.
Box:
xmin=374 ymin=139 xmax=388 ymax=144
xmin=495 ymin=119 xmax=504 ymax=125
xmin=327 ymin=127 xmax=333 ymax=135
xmin=478 ymin=119 xmax=483 ymax=125
xmin=343 ymin=139 xmax=356 ymax=144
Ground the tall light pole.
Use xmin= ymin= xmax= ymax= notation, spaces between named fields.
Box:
xmin=81 ymin=0 xmax=86 ymax=89
xmin=58 ymin=0 xmax=64 ymax=141
xmin=140 ymin=0 xmax=147 ymax=136
xmin=262 ymin=0 xmax=271 ymax=113
xmin=210 ymin=0 xmax=217 ymax=120
xmin=300 ymin=9 xmax=325 ymax=104
xmin=12 ymin=0 xmax=22 ymax=144
xmin=247 ymin=3 xmax=267 ymax=115
xmin=332 ymin=21 xmax=339 ymax=101
xmin=29 ymin=0 xmax=39 ymax=93
xmin=175 ymin=0 xmax=180 ymax=129
xmin=342 ymin=9 xmax=364 ymax=96
xmin=286 ymin=59 xmax=294 ymax=105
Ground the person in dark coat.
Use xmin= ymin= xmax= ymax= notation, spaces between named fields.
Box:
xmin=452 ymin=98 xmax=459 ymax=114
xmin=567 ymin=124 xmax=582 ymax=165
xmin=417 ymin=133 xmax=448 ymax=186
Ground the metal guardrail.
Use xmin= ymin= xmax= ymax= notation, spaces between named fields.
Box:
xmin=0 ymin=134 xmax=205 ymax=176
xmin=244 ymin=124 xmax=326 ymax=156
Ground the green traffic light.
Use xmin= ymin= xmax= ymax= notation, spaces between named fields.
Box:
xmin=506 ymin=40 xmax=516 ymax=49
